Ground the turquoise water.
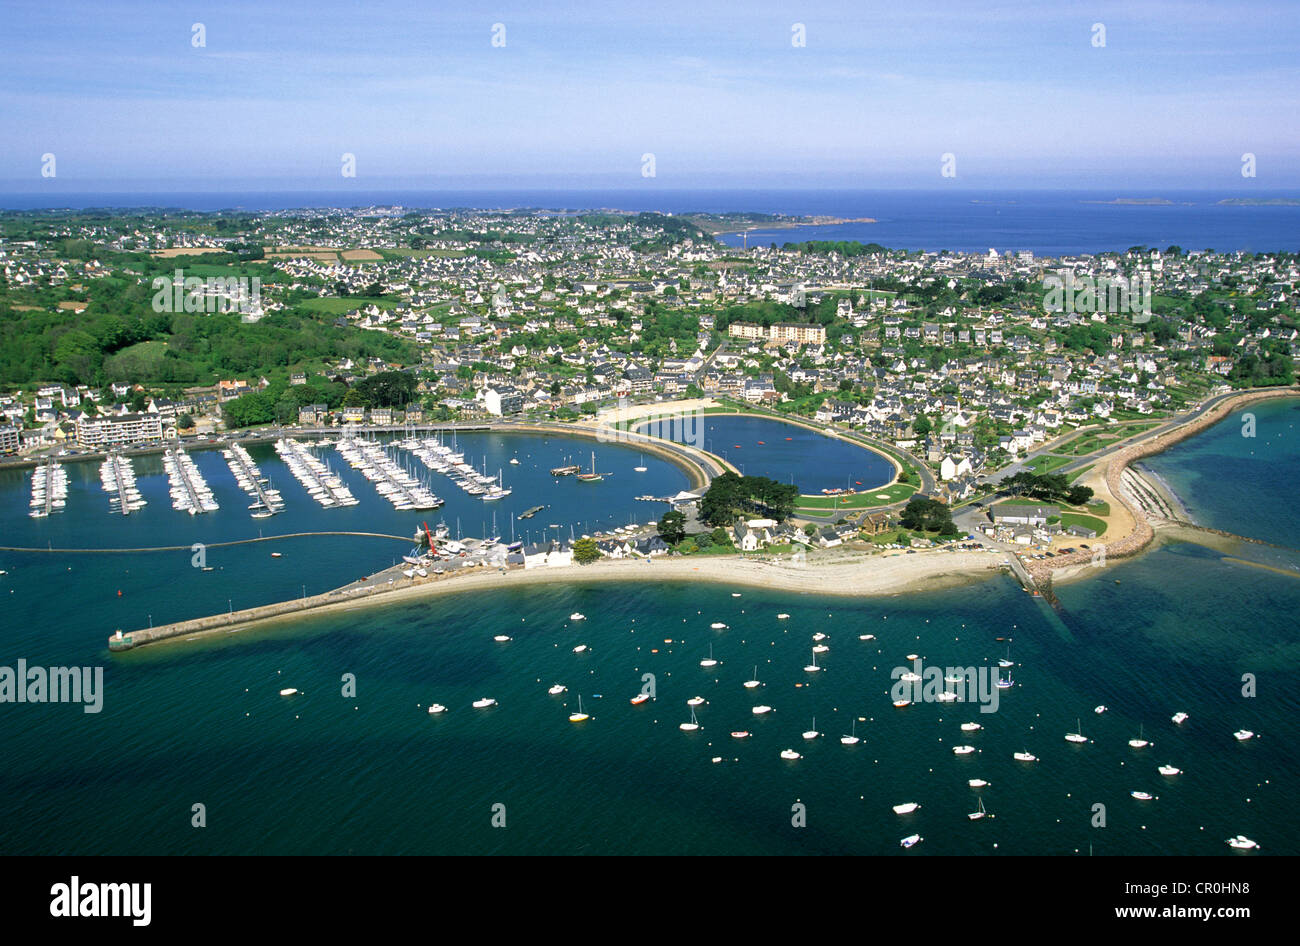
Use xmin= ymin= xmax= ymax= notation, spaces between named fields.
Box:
xmin=635 ymin=414 xmax=895 ymax=493
xmin=0 ymin=415 xmax=1296 ymax=855
xmin=1142 ymin=398 xmax=1300 ymax=547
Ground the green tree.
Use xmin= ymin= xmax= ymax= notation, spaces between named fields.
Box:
xmin=658 ymin=510 xmax=687 ymax=544
xmin=572 ymin=537 xmax=601 ymax=564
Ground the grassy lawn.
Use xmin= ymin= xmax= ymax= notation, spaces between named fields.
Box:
xmin=297 ymin=296 xmax=399 ymax=315
xmin=796 ymin=481 xmax=917 ymax=510
xmin=1066 ymin=464 xmax=1093 ymax=483
xmin=1059 ymin=512 xmax=1108 ymax=536
xmin=1026 ymin=454 xmax=1073 ymax=474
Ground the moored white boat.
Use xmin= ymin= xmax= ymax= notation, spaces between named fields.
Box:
xmin=892 ymin=802 xmax=919 ymax=815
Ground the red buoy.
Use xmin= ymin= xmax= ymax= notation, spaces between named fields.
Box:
xmin=117 ymin=590 xmax=123 ymax=597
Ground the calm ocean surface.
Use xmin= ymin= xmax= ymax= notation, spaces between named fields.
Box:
xmin=3 ymin=189 xmax=1298 ymax=255
xmin=0 ymin=410 xmax=1295 ymax=855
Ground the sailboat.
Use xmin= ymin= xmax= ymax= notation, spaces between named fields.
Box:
xmin=569 ymin=695 xmax=590 ymax=723
xmin=743 ymin=665 xmax=761 ymax=689
xmin=802 ymin=717 xmax=820 ymax=740
xmin=634 ymin=454 xmax=647 ymax=473
xmin=700 ymin=644 xmax=718 ymax=668
xmin=1128 ymin=724 xmax=1151 ymax=749
xmin=841 ymin=719 xmax=861 ymax=745
xmin=679 ymin=706 xmax=700 ymax=731
xmin=804 ymin=650 xmax=822 ymax=673
xmin=998 ymin=644 xmax=1014 ymax=668
xmin=968 ymin=797 xmax=988 ymax=821
xmin=577 ymin=451 xmax=603 ymax=483
xmin=1065 ymin=718 xmax=1089 ymax=743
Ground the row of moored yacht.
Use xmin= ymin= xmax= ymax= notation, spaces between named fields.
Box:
xmin=28 ymin=459 xmax=67 ymax=518
xmin=99 ymin=453 xmax=146 ymax=514
xmin=163 ymin=447 xmax=218 ymax=515
xmin=222 ymin=442 xmax=284 ymax=518
xmin=274 ymin=438 xmax=359 ymax=508
xmin=404 ymin=435 xmax=511 ymax=501
xmin=335 ymin=438 xmax=443 ymax=510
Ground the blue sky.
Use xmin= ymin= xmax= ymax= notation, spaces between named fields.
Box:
xmin=1 ymin=0 xmax=1297 ymax=190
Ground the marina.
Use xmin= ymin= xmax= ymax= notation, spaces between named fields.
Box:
xmin=273 ymin=438 xmax=359 ymax=508
xmin=28 ymin=457 xmax=67 ymax=519
xmin=222 ymin=442 xmax=283 ymax=518
xmin=99 ymin=452 xmax=145 ymax=515
xmin=162 ymin=445 xmax=218 ymax=515
xmin=336 ymin=436 xmax=443 ymax=510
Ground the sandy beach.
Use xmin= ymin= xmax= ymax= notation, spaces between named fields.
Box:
xmin=123 ymin=547 xmax=1009 ymax=650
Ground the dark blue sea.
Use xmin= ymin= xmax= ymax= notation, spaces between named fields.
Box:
xmin=2 ymin=189 xmax=1297 ymax=255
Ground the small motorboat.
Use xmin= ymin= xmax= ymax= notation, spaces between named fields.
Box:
xmin=548 ymin=684 xmax=567 ymax=695
xmin=1094 ymin=705 xmax=1108 ymax=714
xmin=427 ymin=703 xmax=447 ymax=714
xmin=630 ymin=693 xmax=651 ymax=705
xmin=1130 ymin=791 xmax=1156 ymax=801
xmin=687 ymin=696 xmax=705 ymax=706
xmin=1158 ymin=764 xmax=1182 ymax=776
xmin=892 ymin=802 xmax=920 ymax=815
xmin=777 ymin=613 xmax=790 ymax=620
xmin=472 ymin=697 xmax=497 ymax=709
xmin=1013 ymin=751 xmax=1038 ymax=762
xmin=779 ymin=749 xmax=802 ymax=760
xmin=1226 ymin=835 xmax=1259 ymax=850
xmin=893 ymin=700 xmax=911 ymax=708
xmin=859 ymin=633 xmax=875 ymax=641
xmin=279 ymin=688 xmax=298 ymax=697
xmin=1171 ymin=711 xmax=1189 ymax=724
xmin=730 ymin=731 xmax=751 ymax=739
xmin=952 ymin=745 xmax=975 ymax=755
xmin=961 ymin=722 xmax=983 ymax=732
xmin=573 ymin=644 xmax=588 ymax=653
xmin=569 ymin=612 xmax=585 ymax=621
xmin=968 ymin=778 xmax=989 ymax=788
xmin=711 ymin=622 xmax=728 ymax=630
xmin=1233 ymin=729 xmax=1254 ymax=741
xmin=751 ymin=705 xmax=773 ymax=715
xmin=493 ymin=635 xmax=511 ymax=642
xmin=900 ymin=834 xmax=922 ymax=848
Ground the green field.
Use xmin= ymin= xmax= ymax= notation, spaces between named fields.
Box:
xmin=1026 ymin=454 xmax=1073 ymax=474
xmin=796 ymin=481 xmax=917 ymax=510
xmin=297 ymin=296 xmax=399 ymax=315
xmin=1059 ymin=512 xmax=1108 ymax=536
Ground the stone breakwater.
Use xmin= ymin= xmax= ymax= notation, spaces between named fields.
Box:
xmin=1026 ymin=387 xmax=1299 ymax=583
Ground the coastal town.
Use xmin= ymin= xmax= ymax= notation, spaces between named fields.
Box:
xmin=3 ymin=207 xmax=1295 ymax=644
xmin=2 ymin=207 xmax=1294 ymax=466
